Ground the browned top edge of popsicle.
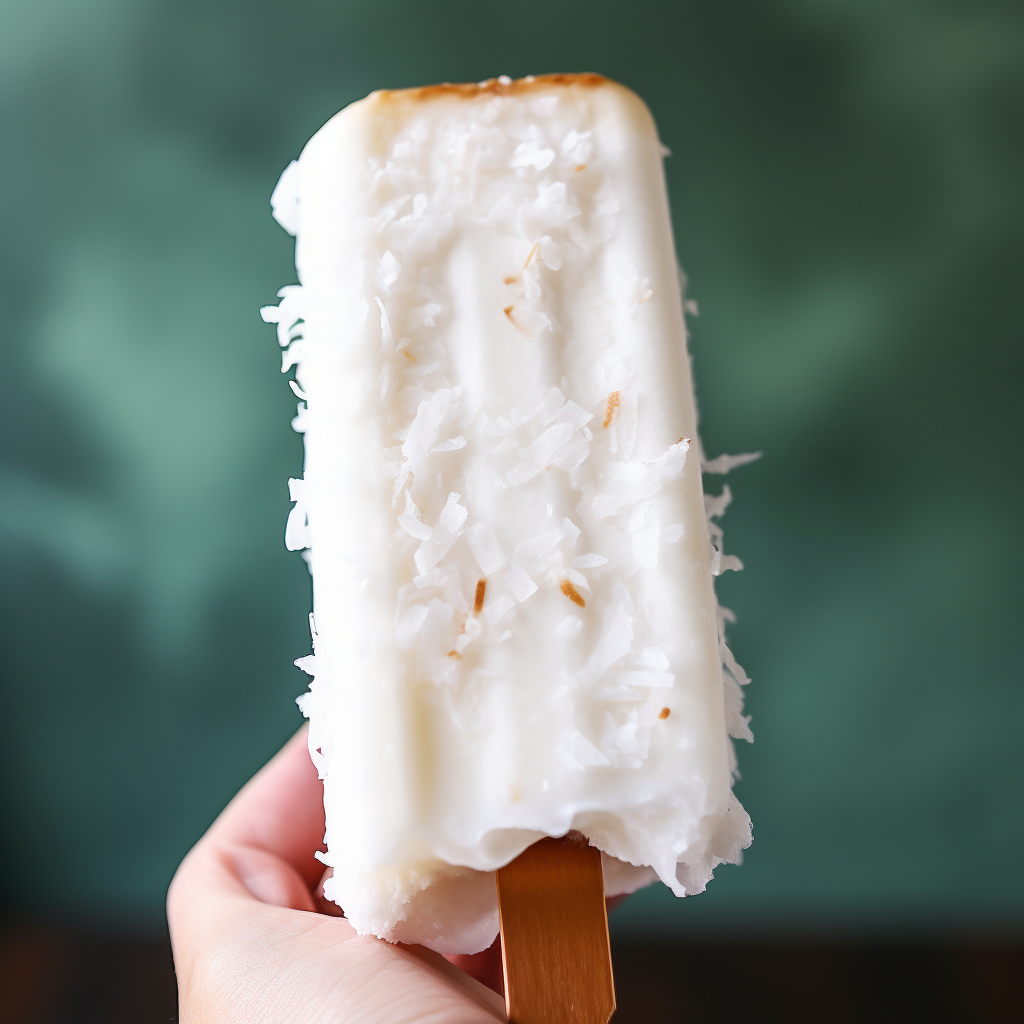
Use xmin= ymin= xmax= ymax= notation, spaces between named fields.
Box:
xmin=370 ymin=72 xmax=612 ymax=104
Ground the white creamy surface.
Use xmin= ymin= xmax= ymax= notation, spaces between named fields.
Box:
xmin=263 ymin=75 xmax=752 ymax=954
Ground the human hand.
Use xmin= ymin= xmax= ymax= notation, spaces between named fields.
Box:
xmin=167 ymin=728 xmax=505 ymax=1023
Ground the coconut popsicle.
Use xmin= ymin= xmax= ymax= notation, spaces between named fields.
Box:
xmin=262 ymin=73 xmax=753 ymax=957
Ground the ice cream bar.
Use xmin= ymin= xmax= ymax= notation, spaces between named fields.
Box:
xmin=263 ymin=73 xmax=753 ymax=956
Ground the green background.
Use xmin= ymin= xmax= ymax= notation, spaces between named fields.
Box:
xmin=1 ymin=0 xmax=1020 ymax=937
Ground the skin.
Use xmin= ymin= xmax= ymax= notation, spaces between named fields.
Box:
xmin=167 ymin=727 xmax=506 ymax=1024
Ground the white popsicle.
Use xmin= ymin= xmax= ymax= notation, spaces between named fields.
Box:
xmin=263 ymin=73 xmax=753 ymax=955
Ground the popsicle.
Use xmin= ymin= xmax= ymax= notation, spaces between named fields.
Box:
xmin=262 ymin=74 xmax=753 ymax=967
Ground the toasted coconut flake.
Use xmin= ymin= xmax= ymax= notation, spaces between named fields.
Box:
xmin=659 ymin=707 xmax=671 ymax=720
xmin=473 ymin=579 xmax=486 ymax=616
xmin=523 ymin=241 xmax=541 ymax=268
xmin=603 ymin=391 xmax=621 ymax=428
xmin=447 ymin=650 xmax=463 ymax=659
xmin=563 ymin=568 xmax=590 ymax=592
xmin=560 ymin=578 xmax=586 ymax=607
xmin=502 ymin=304 xmax=529 ymax=334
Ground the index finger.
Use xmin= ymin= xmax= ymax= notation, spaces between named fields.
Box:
xmin=207 ymin=725 xmax=326 ymax=888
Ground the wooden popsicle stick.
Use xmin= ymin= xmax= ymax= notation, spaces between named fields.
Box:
xmin=495 ymin=831 xmax=616 ymax=1024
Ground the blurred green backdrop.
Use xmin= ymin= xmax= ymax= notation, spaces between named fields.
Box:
xmin=1 ymin=0 xmax=1020 ymax=937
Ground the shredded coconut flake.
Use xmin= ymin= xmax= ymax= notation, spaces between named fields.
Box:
xmin=631 ymin=520 xmax=661 ymax=570
xmin=378 ymin=250 xmax=401 ymax=291
xmin=557 ymin=727 xmax=611 ymax=771
xmin=594 ymin=685 xmax=642 ymax=702
xmin=430 ymin=436 xmax=467 ymax=453
xmin=577 ymin=604 xmax=633 ymax=685
xmin=515 ymin=527 xmax=563 ymax=558
xmin=634 ymin=647 xmax=669 ymax=671
xmin=532 ymin=387 xmax=566 ymax=425
xmin=663 ymin=524 xmax=684 ymax=543
xmin=483 ymin=594 xmax=515 ymax=624
xmin=396 ymin=604 xmax=430 ymax=647
xmin=617 ymin=391 xmax=638 ymax=460
xmin=507 ymin=461 xmax=543 ymax=486
xmin=465 ymin=522 xmax=506 ymax=575
xmin=616 ymin=671 xmax=675 ymax=689
xmin=398 ymin=515 xmax=432 ymax=541
xmin=504 ymin=562 xmax=538 ymax=602
xmin=556 ymin=614 xmax=583 ymax=638
xmin=703 ymin=451 xmax=762 ymax=474
xmin=414 ymin=492 xmax=468 ymax=575
xmin=511 ymin=141 xmax=556 ymax=170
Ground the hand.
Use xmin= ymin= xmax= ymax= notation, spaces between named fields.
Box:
xmin=167 ymin=727 xmax=505 ymax=1023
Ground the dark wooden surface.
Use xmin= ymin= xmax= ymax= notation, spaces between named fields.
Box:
xmin=1 ymin=924 xmax=1020 ymax=1023
xmin=610 ymin=938 xmax=1023 ymax=1024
